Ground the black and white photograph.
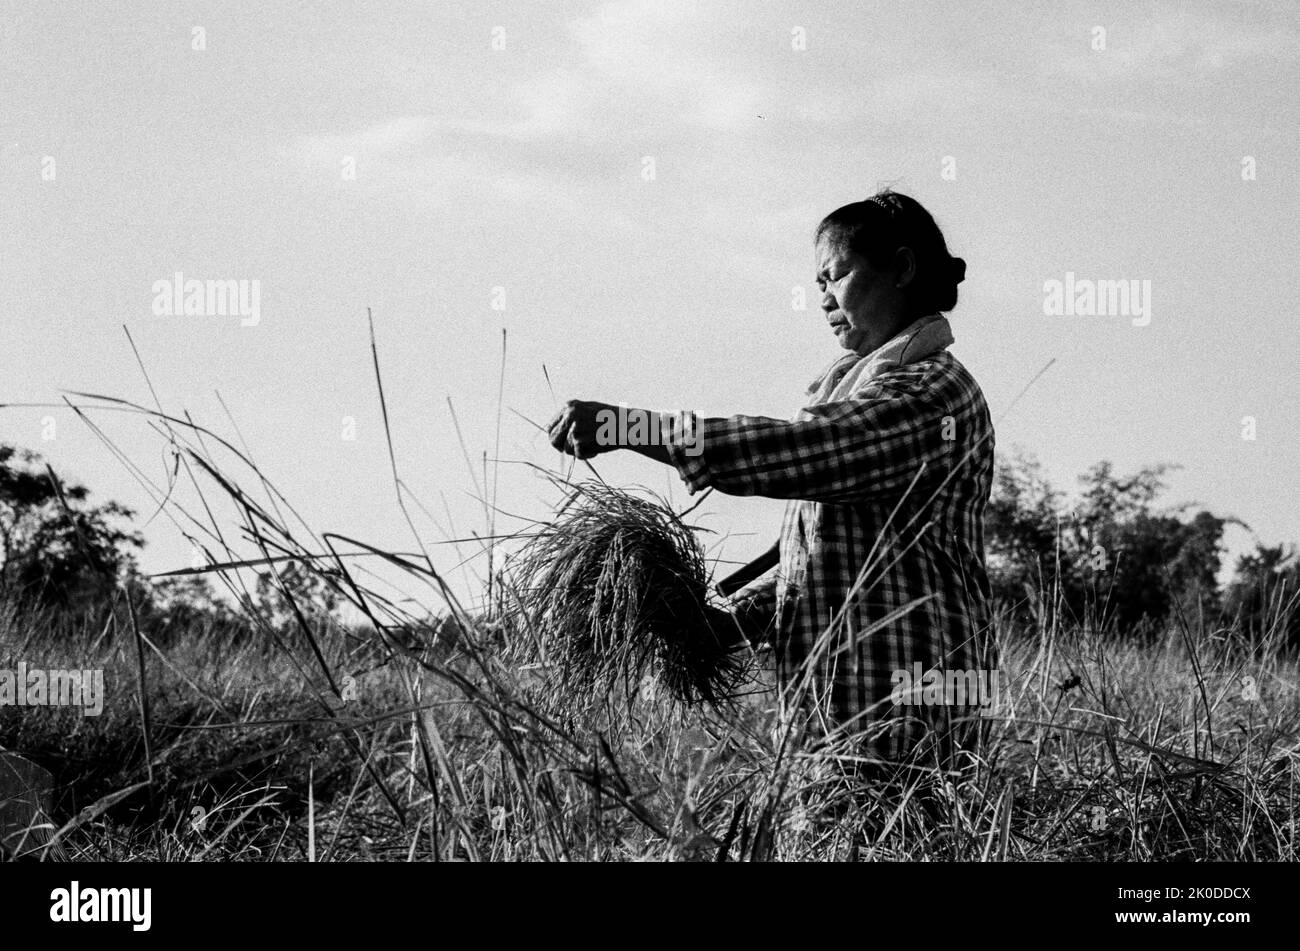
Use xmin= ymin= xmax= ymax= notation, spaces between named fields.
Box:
xmin=0 ymin=0 xmax=1296 ymax=929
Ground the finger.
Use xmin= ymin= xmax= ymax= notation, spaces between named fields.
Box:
xmin=568 ymin=424 xmax=599 ymax=460
xmin=549 ymin=412 xmax=573 ymax=448
xmin=565 ymin=423 xmax=582 ymax=457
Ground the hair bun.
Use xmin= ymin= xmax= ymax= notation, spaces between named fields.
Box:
xmin=948 ymin=256 xmax=966 ymax=285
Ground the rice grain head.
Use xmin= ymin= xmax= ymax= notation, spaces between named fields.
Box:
xmin=505 ymin=482 xmax=746 ymax=711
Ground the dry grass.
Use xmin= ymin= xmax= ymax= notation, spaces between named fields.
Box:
xmin=2 ymin=315 xmax=1296 ymax=862
xmin=504 ymin=480 xmax=747 ymax=711
xmin=4 ymin=597 xmax=1298 ymax=861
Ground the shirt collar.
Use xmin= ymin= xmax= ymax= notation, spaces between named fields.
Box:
xmin=806 ymin=313 xmax=953 ymax=396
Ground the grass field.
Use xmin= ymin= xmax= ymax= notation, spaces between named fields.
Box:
xmin=4 ymin=583 xmax=1297 ymax=862
xmin=3 ymin=325 xmax=1296 ymax=862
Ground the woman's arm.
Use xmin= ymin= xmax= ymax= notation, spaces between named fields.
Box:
xmin=545 ymin=400 xmax=674 ymax=465
xmin=699 ymin=576 xmax=778 ymax=652
xmin=714 ymin=572 xmax=779 ymax=650
xmin=547 ymin=400 xmax=781 ymax=647
xmin=659 ymin=366 xmax=985 ymax=504
xmin=546 ymin=367 xmax=985 ymax=504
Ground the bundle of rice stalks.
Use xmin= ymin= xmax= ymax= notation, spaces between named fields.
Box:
xmin=506 ymin=482 xmax=746 ymax=707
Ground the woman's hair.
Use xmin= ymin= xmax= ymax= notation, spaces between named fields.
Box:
xmin=815 ymin=189 xmax=966 ymax=316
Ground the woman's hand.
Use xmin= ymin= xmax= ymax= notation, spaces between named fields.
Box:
xmin=703 ymin=603 xmax=748 ymax=651
xmin=547 ymin=399 xmax=675 ymax=466
xmin=547 ymin=399 xmax=612 ymax=459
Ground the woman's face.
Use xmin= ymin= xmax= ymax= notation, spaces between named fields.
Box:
xmin=815 ymin=235 xmax=910 ymax=354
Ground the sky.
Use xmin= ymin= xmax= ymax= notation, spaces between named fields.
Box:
xmin=2 ymin=0 xmax=1298 ymax=606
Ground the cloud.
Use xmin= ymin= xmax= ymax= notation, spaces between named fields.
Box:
xmin=288 ymin=115 xmax=433 ymax=170
xmin=510 ymin=0 xmax=773 ymax=137
xmin=282 ymin=0 xmax=781 ymax=226
xmin=286 ymin=112 xmax=644 ymax=235
xmin=1042 ymin=15 xmax=1299 ymax=82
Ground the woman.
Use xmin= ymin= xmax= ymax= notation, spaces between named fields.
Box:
xmin=547 ymin=190 xmax=995 ymax=771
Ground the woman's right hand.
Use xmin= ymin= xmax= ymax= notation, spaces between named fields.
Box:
xmin=705 ymin=596 xmax=775 ymax=650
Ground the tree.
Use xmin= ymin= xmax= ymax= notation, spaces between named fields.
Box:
xmin=0 ymin=444 xmax=142 ymax=613
xmin=128 ymin=572 xmax=254 ymax=645
xmin=986 ymin=452 xmax=1232 ymax=636
xmin=1222 ymin=544 xmax=1300 ymax=646
xmin=249 ymin=559 xmax=344 ymax=634
xmin=985 ymin=448 xmax=1063 ymax=611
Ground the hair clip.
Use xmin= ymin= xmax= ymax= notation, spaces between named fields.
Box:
xmin=867 ymin=194 xmax=895 ymax=215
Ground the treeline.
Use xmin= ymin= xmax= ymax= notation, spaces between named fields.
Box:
xmin=0 ymin=443 xmax=336 ymax=643
xmin=986 ymin=450 xmax=1298 ymax=643
xmin=0 ymin=441 xmax=1296 ymax=645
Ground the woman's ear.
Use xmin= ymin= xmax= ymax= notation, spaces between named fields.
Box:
xmin=894 ymin=246 xmax=918 ymax=289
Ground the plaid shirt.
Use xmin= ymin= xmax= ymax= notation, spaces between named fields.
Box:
xmin=664 ymin=342 xmax=995 ymax=764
